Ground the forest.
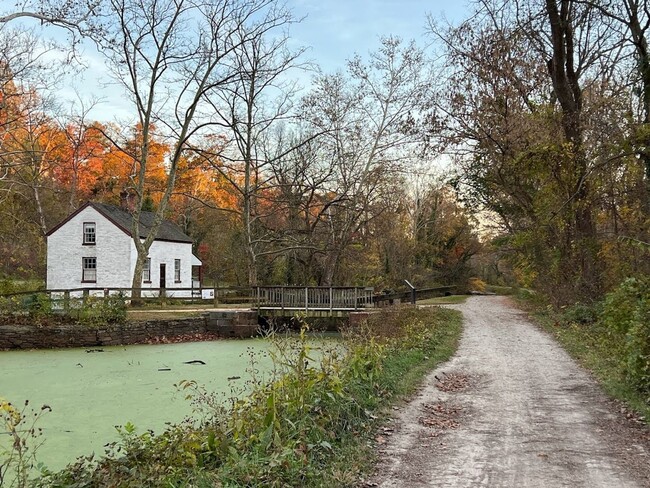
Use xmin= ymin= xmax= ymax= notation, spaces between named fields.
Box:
xmin=0 ymin=0 xmax=648 ymax=306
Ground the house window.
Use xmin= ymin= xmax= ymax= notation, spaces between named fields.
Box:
xmin=83 ymin=222 xmax=96 ymax=245
xmin=143 ymin=258 xmax=151 ymax=282
xmin=174 ymin=259 xmax=181 ymax=282
xmin=82 ymin=257 xmax=96 ymax=282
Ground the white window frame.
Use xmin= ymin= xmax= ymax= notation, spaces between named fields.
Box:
xmin=143 ymin=257 xmax=151 ymax=282
xmin=83 ymin=222 xmax=96 ymax=245
xmin=174 ymin=259 xmax=181 ymax=283
xmin=82 ymin=257 xmax=97 ymax=282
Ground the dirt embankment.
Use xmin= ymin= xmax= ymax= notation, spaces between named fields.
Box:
xmin=368 ymin=296 xmax=650 ymax=488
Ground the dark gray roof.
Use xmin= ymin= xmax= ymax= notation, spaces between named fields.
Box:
xmin=91 ymin=202 xmax=193 ymax=243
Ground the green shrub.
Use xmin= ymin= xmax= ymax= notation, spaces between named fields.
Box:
xmin=72 ymin=294 xmax=127 ymax=325
xmin=601 ymin=277 xmax=650 ymax=398
xmin=561 ymin=302 xmax=601 ymax=325
xmin=625 ymin=299 xmax=650 ymax=397
xmin=22 ymin=294 xmax=53 ymax=319
xmin=601 ymin=277 xmax=649 ymax=335
xmin=1 ymin=291 xmax=127 ymax=327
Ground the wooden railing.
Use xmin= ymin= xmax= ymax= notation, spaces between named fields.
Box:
xmin=255 ymin=286 xmax=375 ymax=311
xmin=374 ymin=285 xmax=457 ymax=305
xmin=1 ymin=284 xmax=454 ymax=313
xmin=0 ymin=286 xmax=375 ymax=310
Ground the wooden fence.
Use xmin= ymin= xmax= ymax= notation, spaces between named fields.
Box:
xmin=0 ymin=286 xmax=254 ymax=310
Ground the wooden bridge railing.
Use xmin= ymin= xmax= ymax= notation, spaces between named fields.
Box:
xmin=255 ymin=286 xmax=375 ymax=311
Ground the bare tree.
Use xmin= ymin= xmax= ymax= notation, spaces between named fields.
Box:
xmin=264 ymin=128 xmax=339 ymax=284
xmin=0 ymin=25 xmax=68 ymax=184
xmin=195 ymin=26 xmax=307 ymax=285
xmin=302 ymin=37 xmax=434 ymax=285
xmin=572 ymin=0 xmax=650 ymax=204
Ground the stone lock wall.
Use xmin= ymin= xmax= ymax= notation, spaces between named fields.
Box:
xmin=0 ymin=311 xmax=260 ymax=350
xmin=206 ymin=310 xmax=259 ymax=338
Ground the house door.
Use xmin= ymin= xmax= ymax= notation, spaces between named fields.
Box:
xmin=159 ymin=263 xmax=166 ymax=290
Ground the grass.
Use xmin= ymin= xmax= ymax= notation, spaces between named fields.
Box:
xmin=0 ymin=279 xmax=44 ymax=295
xmin=418 ymin=295 xmax=468 ymax=305
xmin=127 ymin=302 xmax=253 ymax=320
xmin=484 ymin=285 xmax=517 ymax=295
xmin=520 ymin=298 xmax=650 ymax=421
xmin=126 ymin=310 xmax=206 ymax=321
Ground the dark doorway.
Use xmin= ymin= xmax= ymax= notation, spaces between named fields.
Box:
xmin=159 ymin=263 xmax=166 ymax=290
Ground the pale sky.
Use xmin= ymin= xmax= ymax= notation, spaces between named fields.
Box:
xmin=19 ymin=0 xmax=471 ymax=121
xmin=288 ymin=0 xmax=468 ymax=70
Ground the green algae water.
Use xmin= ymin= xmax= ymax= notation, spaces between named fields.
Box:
xmin=1 ymin=339 xmax=277 ymax=472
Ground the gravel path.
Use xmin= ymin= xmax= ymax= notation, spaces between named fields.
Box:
xmin=369 ymin=296 xmax=650 ymax=488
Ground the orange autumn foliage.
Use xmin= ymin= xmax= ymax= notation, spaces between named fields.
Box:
xmin=88 ymin=124 xmax=169 ymax=205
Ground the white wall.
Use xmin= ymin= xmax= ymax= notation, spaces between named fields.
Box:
xmin=46 ymin=207 xmax=133 ymax=290
xmin=130 ymin=239 xmax=196 ymax=297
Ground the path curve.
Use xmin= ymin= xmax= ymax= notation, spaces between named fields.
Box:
xmin=370 ymin=296 xmax=649 ymax=487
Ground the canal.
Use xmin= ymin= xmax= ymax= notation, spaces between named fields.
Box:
xmin=1 ymin=339 xmax=278 ymax=472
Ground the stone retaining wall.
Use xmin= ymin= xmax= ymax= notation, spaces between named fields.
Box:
xmin=206 ymin=310 xmax=259 ymax=338
xmin=0 ymin=317 xmax=210 ymax=349
xmin=0 ymin=310 xmax=261 ymax=349
xmin=0 ymin=309 xmax=385 ymax=349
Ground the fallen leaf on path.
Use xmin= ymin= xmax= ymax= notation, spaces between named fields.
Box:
xmin=419 ymin=402 xmax=462 ymax=430
xmin=435 ymin=371 xmax=471 ymax=392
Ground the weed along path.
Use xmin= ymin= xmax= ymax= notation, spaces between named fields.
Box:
xmin=370 ymin=296 xmax=650 ymax=487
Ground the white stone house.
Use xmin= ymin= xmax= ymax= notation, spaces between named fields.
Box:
xmin=46 ymin=202 xmax=202 ymax=296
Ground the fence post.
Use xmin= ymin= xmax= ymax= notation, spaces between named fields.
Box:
xmin=354 ymin=287 xmax=358 ymax=310
xmin=329 ymin=287 xmax=333 ymax=313
xmin=82 ymin=289 xmax=89 ymax=305
xmin=64 ymin=290 xmax=70 ymax=312
xmin=404 ymin=280 xmax=416 ymax=305
xmin=305 ymin=287 xmax=308 ymax=312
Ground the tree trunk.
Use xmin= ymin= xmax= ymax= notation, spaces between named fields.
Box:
xmin=131 ymin=250 xmax=145 ymax=303
xmin=322 ymin=246 xmax=343 ymax=286
xmin=33 ymin=185 xmax=47 ymax=236
xmin=627 ymin=1 xmax=650 ymax=208
xmin=545 ymin=0 xmax=601 ymax=297
xmin=243 ymin=182 xmax=258 ymax=286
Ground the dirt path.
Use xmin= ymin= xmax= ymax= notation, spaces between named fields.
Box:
xmin=369 ymin=296 xmax=650 ymax=488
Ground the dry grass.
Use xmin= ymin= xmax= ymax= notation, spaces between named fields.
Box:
xmin=417 ymin=295 xmax=468 ymax=305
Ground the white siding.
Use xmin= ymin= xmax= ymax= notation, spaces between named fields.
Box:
xmin=47 ymin=207 xmax=133 ymax=290
xmin=131 ymin=240 xmax=195 ymax=297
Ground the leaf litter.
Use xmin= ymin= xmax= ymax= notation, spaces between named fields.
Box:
xmin=434 ymin=371 xmax=471 ymax=392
